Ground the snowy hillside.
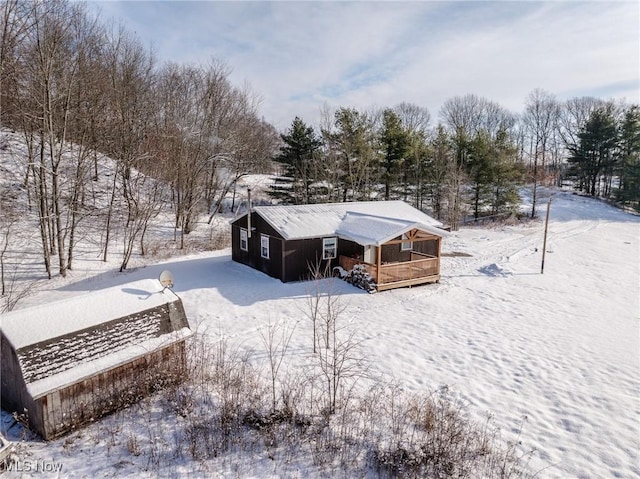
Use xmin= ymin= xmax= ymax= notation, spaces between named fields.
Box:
xmin=1 ymin=185 xmax=638 ymax=477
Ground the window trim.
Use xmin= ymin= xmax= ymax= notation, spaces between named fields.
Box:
xmin=400 ymin=233 xmax=413 ymax=252
xmin=260 ymin=234 xmax=270 ymax=259
xmin=322 ymin=237 xmax=337 ymax=260
xmin=239 ymin=228 xmax=248 ymax=251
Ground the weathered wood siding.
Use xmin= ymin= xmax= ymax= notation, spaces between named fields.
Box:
xmin=38 ymin=341 xmax=187 ymax=440
xmin=0 ymin=332 xmax=41 ymax=429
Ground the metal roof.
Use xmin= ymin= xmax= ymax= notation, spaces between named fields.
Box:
xmin=251 ymin=200 xmax=444 ymax=241
xmin=336 ymin=212 xmax=445 ymax=246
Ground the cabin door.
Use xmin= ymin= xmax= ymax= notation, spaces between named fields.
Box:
xmin=363 ymin=246 xmax=375 ymax=264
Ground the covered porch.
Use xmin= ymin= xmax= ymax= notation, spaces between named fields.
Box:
xmin=337 ymin=225 xmax=443 ymax=291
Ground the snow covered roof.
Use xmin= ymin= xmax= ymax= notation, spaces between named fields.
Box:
xmin=1 ymin=279 xmax=192 ymax=398
xmin=251 ymin=201 xmax=444 ymax=241
xmin=336 ymin=212 xmax=445 ymax=246
xmin=2 ymin=279 xmax=184 ymax=349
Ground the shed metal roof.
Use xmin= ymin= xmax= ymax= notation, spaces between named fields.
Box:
xmin=1 ymin=279 xmax=182 ymax=349
xmin=1 ymin=279 xmax=191 ymax=398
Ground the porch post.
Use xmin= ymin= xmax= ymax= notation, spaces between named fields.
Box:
xmin=437 ymin=237 xmax=441 ymax=275
xmin=376 ymin=245 xmax=382 ymax=284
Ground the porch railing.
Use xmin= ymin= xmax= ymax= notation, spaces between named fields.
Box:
xmin=339 ymin=253 xmax=439 ymax=286
xmin=379 ymin=255 xmax=438 ymax=284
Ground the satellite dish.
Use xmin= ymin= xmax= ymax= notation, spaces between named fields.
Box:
xmin=158 ymin=270 xmax=175 ymax=290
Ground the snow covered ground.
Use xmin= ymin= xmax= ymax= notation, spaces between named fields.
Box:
xmin=1 ymin=188 xmax=639 ymax=478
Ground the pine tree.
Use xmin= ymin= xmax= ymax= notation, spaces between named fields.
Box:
xmin=423 ymin=125 xmax=452 ymax=220
xmin=567 ymin=105 xmax=618 ymax=197
xmin=617 ymin=105 xmax=640 ymax=210
xmin=269 ymin=117 xmax=322 ymax=204
xmin=488 ymin=128 xmax=523 ymax=215
xmin=465 ymin=131 xmax=494 ymax=220
xmin=379 ymin=109 xmax=410 ymax=200
xmin=323 ymin=107 xmax=376 ymax=202
xmin=464 ymin=128 xmax=522 ymax=220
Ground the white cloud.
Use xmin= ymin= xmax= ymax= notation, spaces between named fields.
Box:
xmin=91 ymin=1 xmax=639 ymax=131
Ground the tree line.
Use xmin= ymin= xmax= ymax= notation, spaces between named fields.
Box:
xmin=1 ymin=0 xmax=638 ymax=284
xmin=0 ymin=0 xmax=279 ymax=278
xmin=272 ymin=93 xmax=640 ymax=229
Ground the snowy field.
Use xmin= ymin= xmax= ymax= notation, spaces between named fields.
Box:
xmin=1 ymin=188 xmax=639 ymax=478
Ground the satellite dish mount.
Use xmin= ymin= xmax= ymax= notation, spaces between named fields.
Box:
xmin=158 ymin=270 xmax=175 ymax=291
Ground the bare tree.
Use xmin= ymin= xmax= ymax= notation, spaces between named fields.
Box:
xmin=0 ymin=191 xmax=17 ymax=296
xmin=119 ymin=171 xmax=165 ymax=272
xmin=440 ymin=94 xmax=515 ymax=139
xmin=303 ymin=268 xmax=367 ymax=414
xmin=206 ymin=88 xmax=279 ymax=222
xmin=558 ymin=96 xmax=604 ymax=148
xmin=100 ymin=24 xmax=155 ymax=261
xmin=260 ymin=319 xmax=297 ymax=413
xmin=153 ymin=61 xmax=238 ymax=245
xmin=523 ymin=89 xmax=560 ymax=218
xmin=394 ymin=102 xmax=431 ymax=136
xmin=0 ymin=0 xmax=34 ymax=125
xmin=63 ymin=13 xmax=106 ymax=270
xmin=314 ymin=287 xmax=366 ymax=415
xmin=10 ymin=1 xmax=103 ymax=277
xmin=303 ymin=259 xmax=333 ymax=354
xmin=440 ymin=94 xmax=485 ymax=136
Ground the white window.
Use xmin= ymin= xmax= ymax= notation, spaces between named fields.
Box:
xmin=240 ymin=228 xmax=248 ymax=251
xmin=401 ymin=233 xmax=413 ymax=251
xmin=261 ymin=234 xmax=270 ymax=259
xmin=323 ymin=237 xmax=337 ymax=260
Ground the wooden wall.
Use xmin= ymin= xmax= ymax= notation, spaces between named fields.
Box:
xmin=282 ymin=237 xmax=338 ymax=282
xmin=0 ymin=332 xmax=41 ymax=431
xmin=231 ymin=213 xmax=285 ymax=281
xmin=37 ymin=341 xmax=187 ymax=440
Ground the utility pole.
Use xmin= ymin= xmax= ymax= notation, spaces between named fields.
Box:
xmin=541 ymin=196 xmax=552 ymax=274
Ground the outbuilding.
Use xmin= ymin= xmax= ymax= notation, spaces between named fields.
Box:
xmin=231 ymin=201 xmax=446 ymax=291
xmin=0 ymin=279 xmax=192 ymax=440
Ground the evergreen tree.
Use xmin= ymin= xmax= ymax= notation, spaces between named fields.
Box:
xmin=404 ymin=130 xmax=429 ymax=208
xmin=379 ymin=109 xmax=410 ymax=200
xmin=567 ymin=105 xmax=618 ymax=197
xmin=323 ymin=107 xmax=376 ymax=201
xmin=464 ymin=129 xmax=522 ymax=220
xmin=488 ymin=128 xmax=523 ymax=215
xmin=270 ymin=117 xmax=322 ymax=204
xmin=617 ymin=105 xmax=640 ymax=210
xmin=465 ymin=131 xmax=494 ymax=220
xmin=426 ymin=125 xmax=454 ymax=220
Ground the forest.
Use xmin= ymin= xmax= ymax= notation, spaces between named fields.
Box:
xmin=1 ymin=0 xmax=638 ymax=283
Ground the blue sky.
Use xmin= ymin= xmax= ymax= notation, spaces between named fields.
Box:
xmin=89 ymin=1 xmax=640 ymax=131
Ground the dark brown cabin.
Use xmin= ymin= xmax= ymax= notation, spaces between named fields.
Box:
xmin=231 ymin=201 xmax=446 ymax=291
